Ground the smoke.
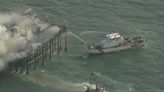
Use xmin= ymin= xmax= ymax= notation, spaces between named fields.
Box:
xmin=0 ymin=9 xmax=60 ymax=71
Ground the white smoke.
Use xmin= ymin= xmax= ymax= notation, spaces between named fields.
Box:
xmin=0 ymin=9 xmax=61 ymax=71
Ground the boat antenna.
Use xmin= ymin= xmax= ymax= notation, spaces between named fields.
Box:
xmin=89 ymin=73 xmax=98 ymax=84
xmin=117 ymin=21 xmax=123 ymax=35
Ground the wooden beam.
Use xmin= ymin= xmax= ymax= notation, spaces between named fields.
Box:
xmin=26 ymin=56 xmax=29 ymax=75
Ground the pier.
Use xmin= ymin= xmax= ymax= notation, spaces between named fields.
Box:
xmin=6 ymin=25 xmax=67 ymax=75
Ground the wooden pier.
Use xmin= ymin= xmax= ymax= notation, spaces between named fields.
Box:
xmin=6 ymin=26 xmax=67 ymax=75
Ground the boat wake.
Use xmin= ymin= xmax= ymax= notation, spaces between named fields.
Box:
xmin=75 ymin=82 xmax=96 ymax=90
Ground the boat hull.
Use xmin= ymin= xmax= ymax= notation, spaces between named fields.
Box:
xmin=88 ymin=42 xmax=144 ymax=54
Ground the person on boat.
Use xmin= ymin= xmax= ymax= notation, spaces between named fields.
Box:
xmin=87 ymin=43 xmax=95 ymax=50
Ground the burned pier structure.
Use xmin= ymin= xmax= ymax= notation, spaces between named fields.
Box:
xmin=7 ymin=26 xmax=67 ymax=75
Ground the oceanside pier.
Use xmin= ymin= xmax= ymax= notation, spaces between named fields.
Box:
xmin=6 ymin=25 xmax=67 ymax=75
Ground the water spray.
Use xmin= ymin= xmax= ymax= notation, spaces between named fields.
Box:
xmin=79 ymin=31 xmax=107 ymax=36
xmin=68 ymin=31 xmax=87 ymax=45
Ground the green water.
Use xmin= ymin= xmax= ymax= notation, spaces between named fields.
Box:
xmin=0 ymin=0 xmax=164 ymax=92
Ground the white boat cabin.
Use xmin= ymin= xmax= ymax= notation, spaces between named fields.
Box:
xmin=106 ymin=32 xmax=123 ymax=40
xmin=96 ymin=32 xmax=125 ymax=48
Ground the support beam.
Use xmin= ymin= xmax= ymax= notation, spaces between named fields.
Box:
xmin=64 ymin=32 xmax=67 ymax=52
xmin=20 ymin=59 xmax=24 ymax=73
xmin=34 ymin=52 xmax=37 ymax=70
xmin=26 ymin=56 xmax=29 ymax=75
xmin=54 ymin=36 xmax=57 ymax=52
xmin=41 ymin=45 xmax=45 ymax=65
xmin=44 ymin=43 xmax=47 ymax=59
xmin=59 ymin=34 xmax=62 ymax=51
xmin=51 ymin=38 xmax=54 ymax=54
xmin=36 ymin=48 xmax=39 ymax=64
xmin=57 ymin=34 xmax=60 ymax=55
xmin=49 ymin=39 xmax=52 ymax=59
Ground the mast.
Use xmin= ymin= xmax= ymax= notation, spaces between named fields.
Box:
xmin=117 ymin=21 xmax=123 ymax=36
xmin=89 ymin=73 xmax=98 ymax=84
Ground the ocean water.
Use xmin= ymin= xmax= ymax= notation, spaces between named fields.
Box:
xmin=0 ymin=0 xmax=164 ymax=92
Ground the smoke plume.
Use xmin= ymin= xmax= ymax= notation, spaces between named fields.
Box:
xmin=0 ymin=8 xmax=60 ymax=71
